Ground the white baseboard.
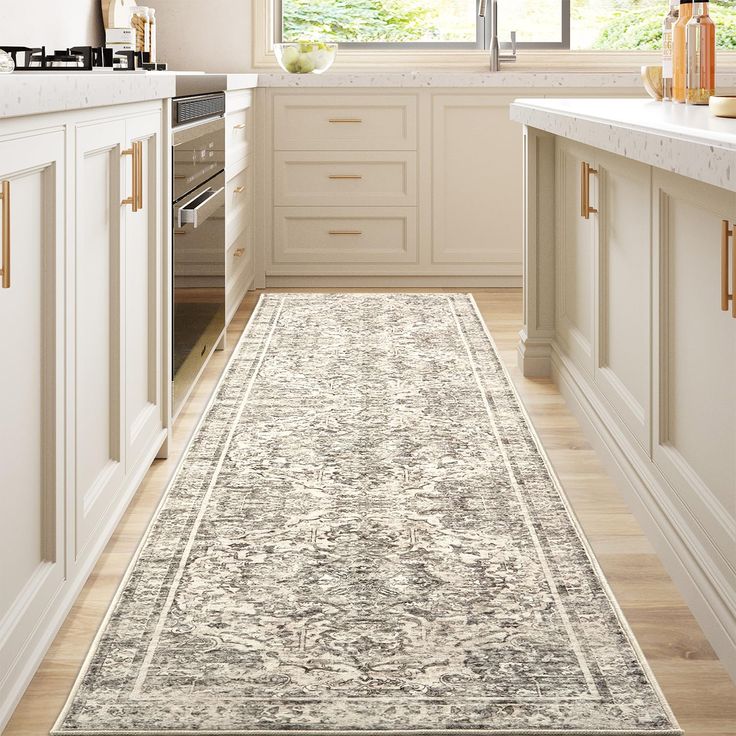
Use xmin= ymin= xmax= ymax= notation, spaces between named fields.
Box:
xmin=550 ymin=346 xmax=736 ymax=683
xmin=0 ymin=428 xmax=168 ymax=732
xmin=265 ymin=275 xmax=523 ymax=288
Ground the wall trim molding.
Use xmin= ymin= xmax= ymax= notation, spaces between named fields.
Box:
xmin=550 ymin=344 xmax=736 ymax=682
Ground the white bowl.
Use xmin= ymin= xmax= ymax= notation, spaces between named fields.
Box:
xmin=274 ymin=42 xmax=337 ymax=75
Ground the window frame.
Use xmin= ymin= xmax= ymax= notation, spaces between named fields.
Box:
xmin=275 ymin=0 xmax=571 ymax=50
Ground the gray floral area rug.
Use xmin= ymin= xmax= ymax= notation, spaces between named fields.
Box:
xmin=53 ymin=293 xmax=681 ymax=736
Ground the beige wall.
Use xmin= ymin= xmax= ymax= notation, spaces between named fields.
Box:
xmin=0 ymin=0 xmax=103 ymax=48
xmin=150 ymin=0 xmax=252 ymax=72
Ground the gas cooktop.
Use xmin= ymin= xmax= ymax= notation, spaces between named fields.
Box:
xmin=0 ymin=45 xmax=167 ymax=72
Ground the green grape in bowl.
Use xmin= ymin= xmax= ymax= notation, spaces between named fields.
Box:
xmin=275 ymin=42 xmax=338 ymax=74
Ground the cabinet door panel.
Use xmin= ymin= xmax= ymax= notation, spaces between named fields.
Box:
xmin=124 ymin=113 xmax=162 ymax=471
xmin=0 ymin=130 xmax=65 ymax=686
xmin=432 ymin=95 xmax=521 ymax=267
xmin=653 ymin=170 xmax=736 ymax=552
xmin=555 ymin=140 xmax=596 ymax=373
xmin=73 ymin=120 xmax=126 ymax=559
xmin=595 ymin=151 xmax=651 ymax=449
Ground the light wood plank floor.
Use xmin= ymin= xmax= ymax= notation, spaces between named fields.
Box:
xmin=4 ymin=288 xmax=735 ymax=736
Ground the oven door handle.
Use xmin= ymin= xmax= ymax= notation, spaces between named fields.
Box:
xmin=176 ymin=186 xmax=225 ymax=229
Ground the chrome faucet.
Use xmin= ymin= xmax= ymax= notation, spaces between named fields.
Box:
xmin=479 ymin=0 xmax=517 ymax=71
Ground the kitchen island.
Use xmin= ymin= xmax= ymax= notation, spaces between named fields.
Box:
xmin=511 ymin=98 xmax=736 ymax=682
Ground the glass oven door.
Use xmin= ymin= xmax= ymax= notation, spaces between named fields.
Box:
xmin=172 ymin=116 xmax=226 ymax=202
xmin=172 ymin=173 xmax=226 ymax=414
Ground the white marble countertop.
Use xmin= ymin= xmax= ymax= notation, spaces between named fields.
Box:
xmin=0 ymin=71 xmax=176 ymax=119
xmin=511 ymin=97 xmax=736 ymax=191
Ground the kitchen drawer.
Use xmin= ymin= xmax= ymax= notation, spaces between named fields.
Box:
xmin=273 ymin=94 xmax=417 ymax=151
xmin=226 ymin=162 xmax=252 ymax=247
xmin=226 ymin=107 xmax=250 ymax=168
xmin=273 ymin=207 xmax=417 ymax=264
xmin=227 ymin=226 xmax=252 ymax=286
xmin=226 ymin=89 xmax=252 ymax=114
xmin=274 ymin=151 xmax=417 ymax=206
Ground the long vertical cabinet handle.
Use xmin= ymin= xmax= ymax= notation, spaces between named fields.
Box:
xmin=122 ymin=141 xmax=143 ymax=212
xmin=0 ymin=180 xmax=9 ymax=288
xmin=580 ymin=161 xmax=598 ymax=220
xmin=722 ymin=220 xmax=735 ymax=317
xmin=135 ymin=140 xmax=144 ymax=212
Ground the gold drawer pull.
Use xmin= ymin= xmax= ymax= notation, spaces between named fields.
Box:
xmin=722 ymin=220 xmax=735 ymax=317
xmin=328 ymin=229 xmax=362 ymax=236
xmin=328 ymin=174 xmax=363 ymax=180
xmin=328 ymin=118 xmax=362 ymax=124
xmin=234 ymin=185 xmax=246 ymax=194
xmin=580 ymin=161 xmax=598 ymax=220
xmin=122 ymin=141 xmax=143 ymax=212
xmin=0 ymin=180 xmax=10 ymax=289
xmin=234 ymin=247 xmax=245 ymax=257
xmin=233 ymin=123 xmax=247 ymax=130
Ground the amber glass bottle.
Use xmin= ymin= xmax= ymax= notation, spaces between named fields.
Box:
xmin=673 ymin=0 xmax=694 ymax=103
xmin=686 ymin=2 xmax=716 ymax=104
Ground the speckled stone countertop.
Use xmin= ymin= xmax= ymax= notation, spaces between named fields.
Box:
xmin=511 ymin=97 xmax=736 ymax=191
xmin=0 ymin=71 xmax=177 ymax=119
xmin=257 ymin=70 xmax=647 ymax=88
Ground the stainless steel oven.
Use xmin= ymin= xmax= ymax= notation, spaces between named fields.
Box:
xmin=172 ymin=92 xmax=226 ymax=415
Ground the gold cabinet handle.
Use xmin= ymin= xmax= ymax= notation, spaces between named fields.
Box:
xmin=580 ymin=161 xmax=598 ymax=220
xmin=122 ymin=141 xmax=143 ymax=212
xmin=328 ymin=174 xmax=363 ymax=180
xmin=234 ymin=247 xmax=245 ymax=257
xmin=0 ymin=180 xmax=10 ymax=289
xmin=328 ymin=118 xmax=362 ymax=124
xmin=233 ymin=123 xmax=247 ymax=130
xmin=722 ymin=220 xmax=735 ymax=317
xmin=234 ymin=185 xmax=246 ymax=194
xmin=328 ymin=229 xmax=362 ymax=235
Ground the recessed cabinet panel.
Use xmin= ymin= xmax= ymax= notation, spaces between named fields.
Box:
xmin=654 ymin=171 xmax=736 ymax=529
xmin=595 ymin=151 xmax=651 ymax=449
xmin=273 ymin=207 xmax=417 ymax=265
xmin=124 ymin=114 xmax=162 ymax=472
xmin=0 ymin=132 xmax=65 ymax=679
xmin=274 ymin=151 xmax=416 ymax=207
xmin=555 ymin=140 xmax=596 ymax=374
xmin=273 ymin=94 xmax=417 ymax=151
xmin=74 ymin=120 xmax=126 ymax=559
xmin=431 ymin=96 xmax=522 ymax=266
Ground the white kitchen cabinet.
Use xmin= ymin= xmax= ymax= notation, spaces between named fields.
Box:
xmin=555 ymin=139 xmax=597 ymax=375
xmin=431 ymin=95 xmax=522 ymax=268
xmin=225 ymin=89 xmax=256 ymax=324
xmin=652 ymin=169 xmax=736 ymax=528
xmin=72 ymin=117 xmax=127 ymax=560
xmin=123 ymin=113 xmax=164 ymax=474
xmin=554 ymin=142 xmax=652 ymax=450
xmin=594 ymin=150 xmax=652 ymax=451
xmin=73 ymin=111 xmax=164 ymax=559
xmin=0 ymin=129 xmax=66 ymax=701
xmin=0 ymin=101 xmax=167 ymax=730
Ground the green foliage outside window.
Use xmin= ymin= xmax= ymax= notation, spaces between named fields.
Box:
xmin=591 ymin=0 xmax=736 ymax=49
xmin=282 ymin=0 xmax=736 ymax=48
xmin=282 ymin=0 xmax=439 ymax=42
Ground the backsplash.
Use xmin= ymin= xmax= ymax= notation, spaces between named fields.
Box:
xmin=0 ymin=0 xmax=103 ymax=48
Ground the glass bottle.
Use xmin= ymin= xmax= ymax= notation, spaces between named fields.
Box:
xmin=662 ymin=0 xmax=679 ymax=100
xmin=148 ymin=8 xmax=157 ymax=64
xmin=673 ymin=0 xmax=694 ymax=103
xmin=686 ymin=2 xmax=716 ymax=104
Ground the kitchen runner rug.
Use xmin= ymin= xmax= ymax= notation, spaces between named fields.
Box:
xmin=53 ymin=293 xmax=681 ymax=736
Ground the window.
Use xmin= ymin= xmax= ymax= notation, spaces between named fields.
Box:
xmin=277 ymin=0 xmax=736 ymax=51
